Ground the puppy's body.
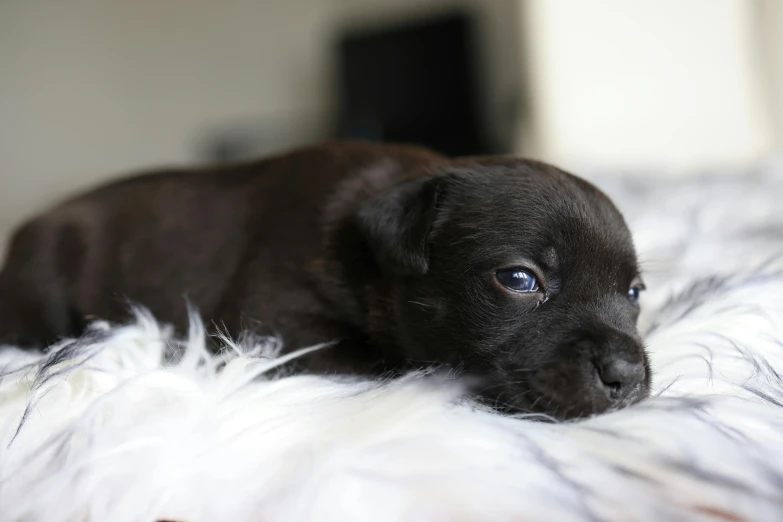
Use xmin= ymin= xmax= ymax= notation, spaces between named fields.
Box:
xmin=0 ymin=141 xmax=650 ymax=418
xmin=0 ymin=143 xmax=439 ymax=370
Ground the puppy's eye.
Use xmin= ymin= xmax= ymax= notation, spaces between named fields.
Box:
xmin=628 ymin=284 xmax=645 ymax=306
xmin=495 ymin=268 xmax=539 ymax=293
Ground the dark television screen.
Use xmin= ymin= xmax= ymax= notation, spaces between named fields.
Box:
xmin=335 ymin=12 xmax=487 ymax=157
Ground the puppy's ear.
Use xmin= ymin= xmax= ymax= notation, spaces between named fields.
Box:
xmin=355 ymin=176 xmax=444 ymax=276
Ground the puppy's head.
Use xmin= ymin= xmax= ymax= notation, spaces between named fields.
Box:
xmin=347 ymin=158 xmax=649 ymax=419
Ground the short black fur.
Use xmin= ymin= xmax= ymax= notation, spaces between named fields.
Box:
xmin=0 ymin=141 xmax=650 ymax=419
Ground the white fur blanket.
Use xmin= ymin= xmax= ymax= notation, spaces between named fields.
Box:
xmin=2 ymin=161 xmax=783 ymax=522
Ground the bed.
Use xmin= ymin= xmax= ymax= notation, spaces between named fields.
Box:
xmin=2 ymin=159 xmax=782 ymax=521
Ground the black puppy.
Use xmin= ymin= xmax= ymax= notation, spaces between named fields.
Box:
xmin=0 ymin=141 xmax=649 ymax=419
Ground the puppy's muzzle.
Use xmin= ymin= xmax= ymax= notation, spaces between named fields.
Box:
xmin=586 ymin=325 xmax=649 ymax=409
xmin=593 ymin=356 xmax=647 ymax=405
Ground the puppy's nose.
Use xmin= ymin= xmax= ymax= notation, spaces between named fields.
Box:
xmin=594 ymin=358 xmax=646 ymax=401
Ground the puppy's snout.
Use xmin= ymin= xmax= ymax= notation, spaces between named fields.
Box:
xmin=594 ymin=358 xmax=646 ymax=401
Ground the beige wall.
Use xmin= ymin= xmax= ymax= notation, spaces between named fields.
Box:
xmin=0 ymin=0 xmax=332 ymax=240
xmin=518 ymin=0 xmax=779 ymax=175
xmin=2 ymin=0 xmax=783 ymax=260
xmin=756 ymin=0 xmax=783 ymax=147
xmin=0 ymin=0 xmax=517 ymax=257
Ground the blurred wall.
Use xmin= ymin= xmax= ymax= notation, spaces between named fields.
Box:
xmin=518 ymin=0 xmax=780 ymax=175
xmin=2 ymin=0 xmax=783 ymax=261
xmin=0 ymin=0 xmax=517 ymax=256
xmin=756 ymin=0 xmax=783 ymax=148
xmin=0 ymin=0 xmax=332 ymax=246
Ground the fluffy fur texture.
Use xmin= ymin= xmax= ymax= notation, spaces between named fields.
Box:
xmin=2 ymin=161 xmax=783 ymax=521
